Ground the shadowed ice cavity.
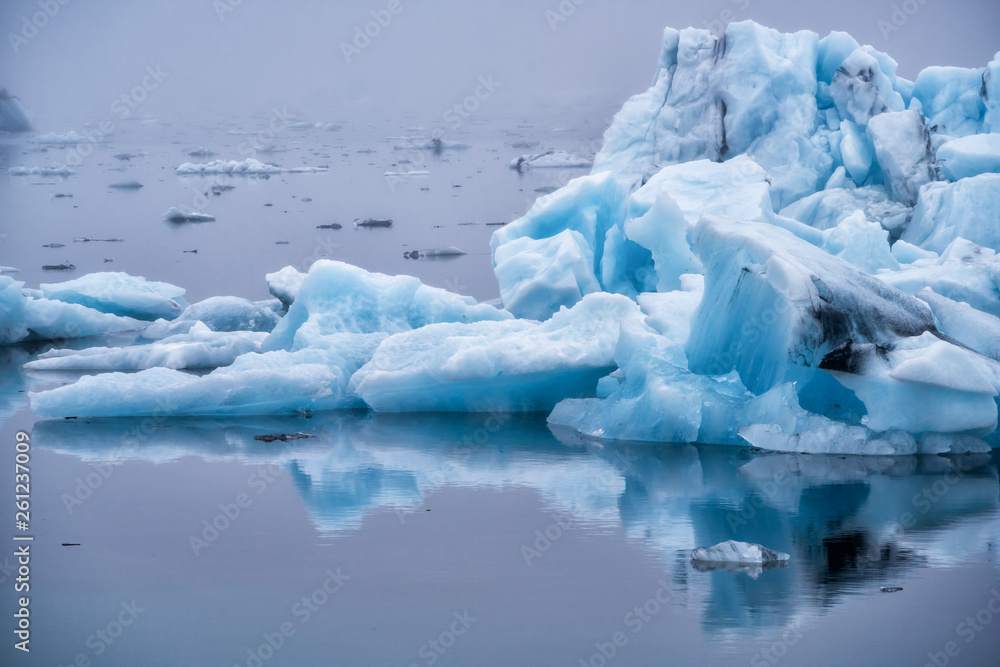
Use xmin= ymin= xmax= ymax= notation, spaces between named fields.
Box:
xmin=32 ymin=414 xmax=1000 ymax=633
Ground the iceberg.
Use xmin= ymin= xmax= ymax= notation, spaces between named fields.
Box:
xmin=24 ymin=323 xmax=266 ymax=370
xmin=1 ymin=276 xmax=145 ymax=344
xmin=39 ymin=272 xmax=188 ymax=321
xmin=19 ymin=21 xmax=1000 ymax=455
xmin=163 ymin=207 xmax=216 ymax=223
xmin=0 ymin=89 xmax=31 ymax=132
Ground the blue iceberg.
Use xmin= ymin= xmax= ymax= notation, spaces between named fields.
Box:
xmin=20 ymin=21 xmax=1000 ymax=454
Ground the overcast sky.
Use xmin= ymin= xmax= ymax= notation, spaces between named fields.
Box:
xmin=1 ymin=0 xmax=998 ymax=126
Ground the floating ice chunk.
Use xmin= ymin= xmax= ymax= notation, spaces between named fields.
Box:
xmin=936 ymin=135 xmax=1000 ymax=182
xmin=187 ymin=147 xmax=216 ymax=158
xmin=9 ymin=165 xmax=75 ymax=176
xmin=108 ymin=180 xmax=143 ymax=189
xmin=40 ymin=272 xmax=188 ymax=321
xmin=264 ymin=260 xmax=510 ymax=352
xmin=0 ymin=88 xmax=32 ymax=132
xmin=351 ymin=293 xmax=642 ymax=412
xmin=912 ymin=66 xmax=989 ymax=138
xmin=30 ymin=334 xmax=385 ymax=418
xmin=916 ymin=288 xmax=1000 ymax=361
xmin=32 ymin=131 xmax=87 ymax=146
xmin=266 ymin=266 xmax=306 ymax=307
xmin=901 ymin=174 xmax=1000 ymax=252
xmin=866 ymin=110 xmax=937 ymax=205
xmin=509 ymin=151 xmax=592 ymax=171
xmin=175 ymin=158 xmax=280 ymax=174
xmin=2 ymin=278 xmax=145 ymax=344
xmin=174 ymin=158 xmax=328 ymax=175
xmin=163 ymin=207 xmax=215 ymax=223
xmin=829 ymin=48 xmax=905 ymax=126
xmin=494 ymin=229 xmax=600 ymax=320
xmin=820 ymin=211 xmax=899 ymax=273
xmin=25 ymin=323 xmax=266 ymax=370
xmin=403 ymin=247 xmax=467 ymax=260
xmin=690 ymin=540 xmax=789 ymax=570
xmin=686 ymin=216 xmax=935 ymax=395
xmin=144 ymin=296 xmax=281 ymax=337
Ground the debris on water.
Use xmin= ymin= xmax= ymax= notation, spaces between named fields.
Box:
xmin=113 ymin=153 xmax=137 ymax=161
xmin=485 ymin=222 xmax=507 ymax=226
xmin=275 ymin=241 xmax=289 ymax=245
xmin=880 ymin=586 xmax=904 ymax=593
xmin=74 ymin=237 xmax=124 ymax=243
xmin=404 ymin=246 xmax=467 ymax=259
xmin=210 ymin=184 xmax=235 ymax=195
xmin=62 ymin=543 xmax=81 ymax=547
xmin=264 ymin=203 xmax=273 ymax=207
xmin=254 ymin=432 xmax=314 ymax=443
xmin=512 ymin=139 xmax=540 ymax=149
xmin=103 ymin=258 xmax=113 ymax=263
xmin=188 ymin=147 xmax=216 ymax=158
xmin=43 ymin=263 xmax=76 ymax=271
xmin=316 ymin=223 xmax=342 ymax=230
xmin=163 ymin=207 xmax=215 ymax=223
xmin=42 ymin=243 xmax=65 ymax=248
xmin=354 ymin=218 xmax=393 ymax=228
xmin=183 ymin=249 xmax=198 ymax=254
xmin=535 ymin=185 xmax=559 ymax=194
xmin=301 ymin=197 xmax=312 ymax=202
xmin=52 ymin=193 xmax=73 ymax=198
xmin=356 ymin=149 xmax=376 ymax=154
xmin=457 ymin=222 xmax=478 ymax=226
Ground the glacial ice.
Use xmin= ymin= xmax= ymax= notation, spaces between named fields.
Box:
xmin=163 ymin=207 xmax=216 ymax=223
xmin=0 ymin=88 xmax=31 ymax=132
xmin=25 ymin=323 xmax=266 ymax=370
xmin=40 ymin=272 xmax=188 ymax=321
xmin=174 ymin=158 xmax=328 ymax=175
xmin=19 ymin=21 xmax=1000 ymax=455
xmin=1 ymin=276 xmax=145 ymax=344
xmin=690 ymin=540 xmax=790 ymax=565
xmin=509 ymin=151 xmax=592 ymax=171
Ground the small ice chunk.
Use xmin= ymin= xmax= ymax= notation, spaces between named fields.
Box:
xmin=509 ymin=151 xmax=592 ymax=172
xmin=108 ymin=180 xmax=143 ymax=189
xmin=690 ymin=540 xmax=790 ymax=564
xmin=164 ymin=207 xmax=215 ymax=223
xmin=9 ymin=165 xmax=75 ymax=176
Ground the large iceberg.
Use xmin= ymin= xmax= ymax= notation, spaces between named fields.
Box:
xmin=21 ymin=21 xmax=1000 ymax=455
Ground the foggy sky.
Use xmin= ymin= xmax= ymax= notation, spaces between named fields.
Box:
xmin=1 ymin=0 xmax=999 ymax=129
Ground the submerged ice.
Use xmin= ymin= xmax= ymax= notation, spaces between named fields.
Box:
xmin=19 ymin=21 xmax=1000 ymax=455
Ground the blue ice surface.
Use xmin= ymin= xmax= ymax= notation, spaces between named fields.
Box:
xmin=20 ymin=21 xmax=1000 ymax=454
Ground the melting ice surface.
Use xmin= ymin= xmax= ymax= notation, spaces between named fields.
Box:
xmin=15 ymin=20 xmax=1000 ymax=457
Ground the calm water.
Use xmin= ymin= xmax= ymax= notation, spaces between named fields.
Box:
xmin=1 ymin=112 xmax=999 ymax=666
